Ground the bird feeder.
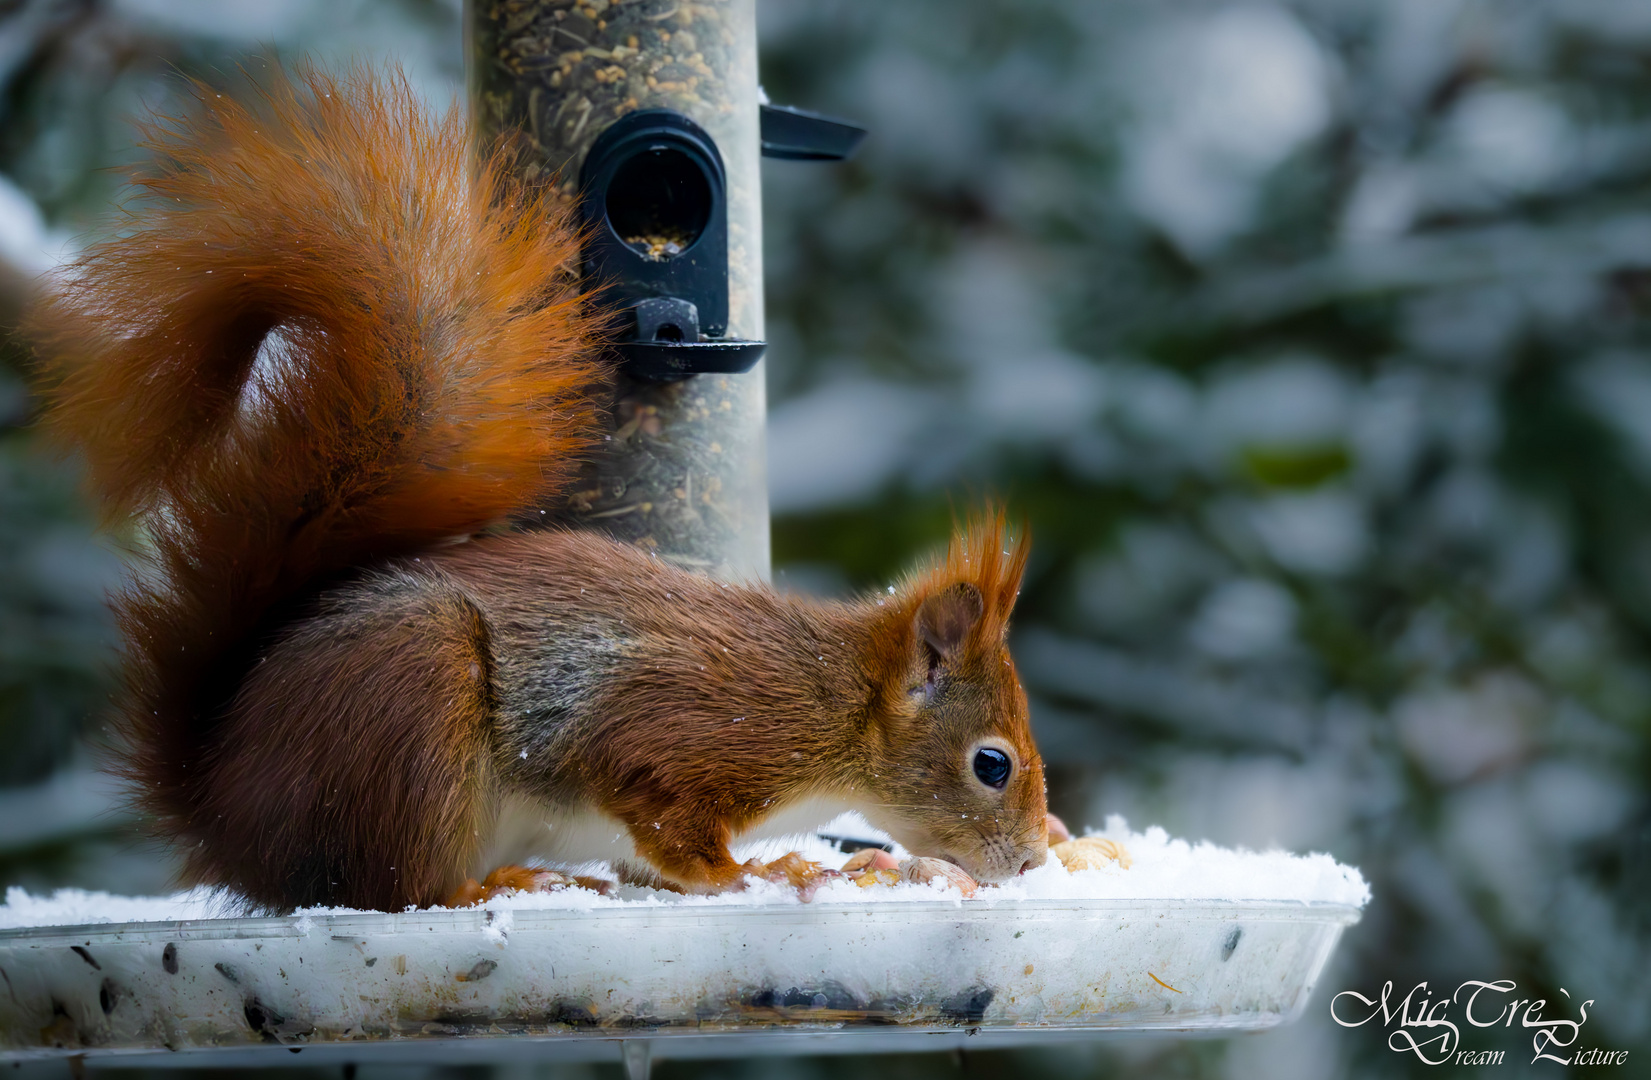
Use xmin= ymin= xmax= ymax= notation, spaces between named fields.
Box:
xmin=468 ymin=0 xmax=861 ymax=581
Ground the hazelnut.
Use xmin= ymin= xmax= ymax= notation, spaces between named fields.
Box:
xmin=900 ymin=856 xmax=978 ymax=898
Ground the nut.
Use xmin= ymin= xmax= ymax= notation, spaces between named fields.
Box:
xmin=1051 ymin=837 xmax=1133 ymax=871
xmin=841 ymin=848 xmax=899 ymax=874
xmin=899 ymin=856 xmax=978 ymax=898
xmin=852 ymin=868 xmax=903 ymax=888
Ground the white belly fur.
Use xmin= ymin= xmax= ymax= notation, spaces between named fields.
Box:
xmin=477 ymin=792 xmax=866 ymax=876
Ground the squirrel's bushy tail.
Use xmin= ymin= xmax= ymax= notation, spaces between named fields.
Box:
xmin=33 ymin=63 xmax=605 ymax=844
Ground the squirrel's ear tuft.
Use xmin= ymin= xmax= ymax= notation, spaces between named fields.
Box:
xmin=892 ymin=502 xmax=1029 ymax=657
xmin=917 ymin=582 xmax=984 ymax=659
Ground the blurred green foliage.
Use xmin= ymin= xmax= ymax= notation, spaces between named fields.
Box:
xmin=0 ymin=293 xmax=117 ymax=784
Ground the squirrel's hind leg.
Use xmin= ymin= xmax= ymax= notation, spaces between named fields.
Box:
xmin=193 ymin=571 xmax=497 ymax=912
xmin=446 ymin=865 xmax=614 ymax=906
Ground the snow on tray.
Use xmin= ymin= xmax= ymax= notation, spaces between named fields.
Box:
xmin=0 ymin=815 xmax=1368 ymax=930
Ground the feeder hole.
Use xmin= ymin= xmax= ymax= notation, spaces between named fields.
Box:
xmin=606 ymin=146 xmax=712 ymax=260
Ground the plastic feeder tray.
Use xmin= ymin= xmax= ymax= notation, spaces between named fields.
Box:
xmin=0 ymin=896 xmax=1359 ymax=1069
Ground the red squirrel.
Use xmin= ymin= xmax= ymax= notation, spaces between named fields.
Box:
xmin=31 ymin=65 xmax=1049 ymax=912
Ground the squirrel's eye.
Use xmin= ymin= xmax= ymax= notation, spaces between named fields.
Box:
xmin=973 ymin=747 xmax=1011 ymax=789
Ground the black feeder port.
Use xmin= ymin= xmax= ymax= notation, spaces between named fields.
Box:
xmin=580 ymin=109 xmax=766 ymax=382
xmin=581 ymin=105 xmax=866 ymax=381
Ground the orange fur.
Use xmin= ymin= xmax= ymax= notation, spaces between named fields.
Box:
xmin=29 ymin=63 xmax=606 ymax=900
xmin=433 ymin=510 xmax=1044 ymax=896
xmin=868 ymin=506 xmax=1031 ymax=694
xmin=447 ymin=866 xmax=610 ymax=907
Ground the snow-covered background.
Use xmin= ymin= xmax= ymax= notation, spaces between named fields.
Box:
xmin=1 ymin=0 xmax=1648 ymax=1076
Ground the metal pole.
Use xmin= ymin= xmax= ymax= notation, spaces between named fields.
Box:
xmin=467 ymin=0 xmax=769 ymax=582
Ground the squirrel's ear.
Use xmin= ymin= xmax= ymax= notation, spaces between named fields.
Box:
xmin=917 ymin=582 xmax=984 ymax=660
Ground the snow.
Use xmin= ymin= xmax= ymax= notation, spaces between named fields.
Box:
xmin=0 ymin=816 xmax=1368 ymax=931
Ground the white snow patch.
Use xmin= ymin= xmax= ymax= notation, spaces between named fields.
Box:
xmin=0 ymin=885 xmax=233 ymax=929
xmin=0 ymin=817 xmax=1367 ymax=930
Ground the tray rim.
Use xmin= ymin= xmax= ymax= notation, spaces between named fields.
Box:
xmin=0 ymin=896 xmax=1362 ymax=946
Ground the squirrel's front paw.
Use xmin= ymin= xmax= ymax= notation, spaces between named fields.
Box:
xmin=753 ymin=852 xmax=843 ymax=900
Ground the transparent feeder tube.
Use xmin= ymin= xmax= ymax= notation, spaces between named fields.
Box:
xmin=467 ymin=0 xmax=769 ymax=581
